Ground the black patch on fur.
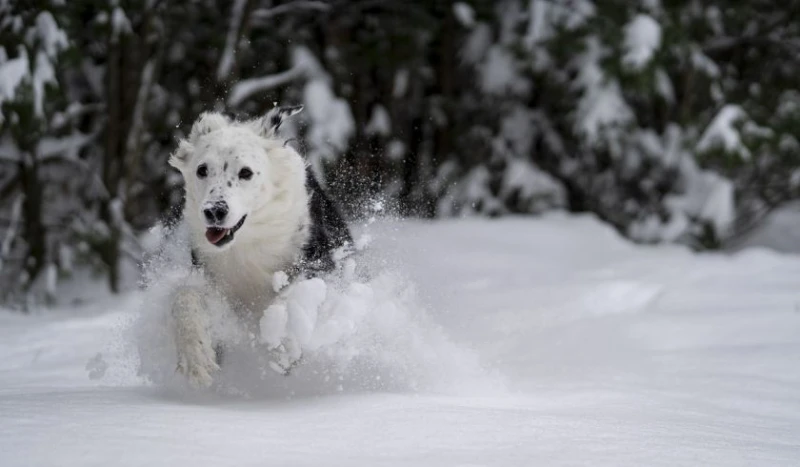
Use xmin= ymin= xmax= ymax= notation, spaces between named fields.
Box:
xmin=227 ymin=181 xmax=232 ymax=187
xmin=270 ymin=114 xmax=282 ymax=131
xmin=223 ymin=162 xmax=228 ymax=171
xmin=191 ymin=248 xmax=202 ymax=269
xmin=297 ymin=168 xmax=353 ymax=276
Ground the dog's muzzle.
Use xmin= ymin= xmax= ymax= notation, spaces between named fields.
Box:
xmin=205 ymin=215 xmax=247 ymax=247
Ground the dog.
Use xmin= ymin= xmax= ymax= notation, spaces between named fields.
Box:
xmin=166 ymin=106 xmax=352 ymax=387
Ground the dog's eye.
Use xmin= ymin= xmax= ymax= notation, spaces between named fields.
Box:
xmin=238 ymin=167 xmax=253 ymax=180
xmin=196 ymin=164 xmax=208 ymax=179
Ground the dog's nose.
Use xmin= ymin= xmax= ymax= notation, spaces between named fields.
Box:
xmin=203 ymin=201 xmax=228 ymax=224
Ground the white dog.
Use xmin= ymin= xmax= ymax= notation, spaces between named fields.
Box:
xmin=167 ymin=106 xmax=352 ymax=387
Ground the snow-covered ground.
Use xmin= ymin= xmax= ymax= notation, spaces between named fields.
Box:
xmin=2 ymin=214 xmax=800 ymax=466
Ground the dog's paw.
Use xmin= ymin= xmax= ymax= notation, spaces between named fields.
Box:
xmin=176 ymin=339 xmax=220 ymax=388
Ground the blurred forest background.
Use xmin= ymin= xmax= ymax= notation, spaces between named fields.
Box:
xmin=2 ymin=0 xmax=800 ymax=303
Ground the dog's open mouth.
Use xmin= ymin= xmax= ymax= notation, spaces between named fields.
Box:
xmin=205 ymin=215 xmax=246 ymax=247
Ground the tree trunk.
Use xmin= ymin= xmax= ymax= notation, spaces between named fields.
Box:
xmin=101 ymin=25 xmax=124 ymax=293
xmin=18 ymin=153 xmax=46 ymax=295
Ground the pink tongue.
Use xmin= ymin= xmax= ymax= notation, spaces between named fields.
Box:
xmin=205 ymin=227 xmax=228 ymax=244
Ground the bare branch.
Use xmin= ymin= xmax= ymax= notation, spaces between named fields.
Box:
xmin=36 ymin=131 xmax=94 ymax=162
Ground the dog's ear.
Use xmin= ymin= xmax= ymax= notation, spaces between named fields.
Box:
xmin=189 ymin=112 xmax=229 ymax=142
xmin=258 ymin=105 xmax=303 ymax=138
xmin=169 ymin=140 xmax=192 ymax=170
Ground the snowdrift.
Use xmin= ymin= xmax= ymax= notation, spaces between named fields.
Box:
xmin=2 ymin=214 xmax=800 ymax=466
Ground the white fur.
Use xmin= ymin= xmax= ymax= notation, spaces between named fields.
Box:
xmin=168 ymin=110 xmax=310 ymax=387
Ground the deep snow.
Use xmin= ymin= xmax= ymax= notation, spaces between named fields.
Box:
xmin=2 ymin=214 xmax=800 ymax=466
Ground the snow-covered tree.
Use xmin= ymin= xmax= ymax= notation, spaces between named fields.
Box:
xmin=437 ymin=0 xmax=800 ymax=247
xmin=0 ymin=0 xmax=80 ymax=303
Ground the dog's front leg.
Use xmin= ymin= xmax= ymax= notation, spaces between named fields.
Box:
xmin=171 ymin=286 xmax=219 ymax=388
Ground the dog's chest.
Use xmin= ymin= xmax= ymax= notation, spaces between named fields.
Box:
xmin=201 ymin=244 xmax=293 ymax=312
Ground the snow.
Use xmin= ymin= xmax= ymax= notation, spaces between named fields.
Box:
xmin=303 ymin=80 xmax=355 ymax=163
xmin=691 ymin=46 xmax=721 ymax=78
xmin=692 ymin=171 xmax=736 ymax=236
xmin=738 ymin=202 xmax=800 ymax=253
xmin=628 ymin=125 xmax=736 ymax=242
xmin=659 ymin=162 xmax=735 ymax=242
xmin=44 ymin=263 xmax=57 ymax=300
xmin=524 ymin=0 xmax=595 ymax=48
xmin=655 ymin=67 xmax=674 ymax=103
xmin=34 ymin=11 xmax=68 ymax=58
xmin=479 ymin=45 xmax=529 ymax=96
xmin=460 ymin=23 xmax=491 ymax=66
xmin=452 ymin=2 xmax=475 ymax=28
xmin=526 ymin=0 xmax=550 ymax=46
xmin=622 ymin=14 xmax=661 ymax=70
xmin=392 ymin=68 xmax=409 ymax=98
xmin=573 ymin=37 xmax=633 ymax=143
xmin=697 ymin=104 xmax=750 ymax=159
xmin=228 ymin=47 xmax=319 ymax=106
xmin=216 ymin=0 xmax=248 ymax=80
xmin=386 ymin=139 xmax=405 ymax=160
xmin=499 ymin=106 xmax=534 ymax=155
xmin=500 ymin=159 xmax=566 ymax=212
xmin=250 ymin=1 xmax=331 ymax=23
xmin=0 ymin=47 xmax=29 ymax=123
xmin=437 ymin=165 xmax=501 ymax=216
xmin=110 ymin=7 xmax=131 ymax=41
xmin=32 ymin=51 xmax=57 ymax=117
xmin=3 ymin=215 xmax=800 ymax=466
xmin=0 ymin=11 xmax=68 ymax=124
xmin=365 ymin=104 xmax=391 ymax=137
xmin=227 ymin=67 xmax=303 ymax=106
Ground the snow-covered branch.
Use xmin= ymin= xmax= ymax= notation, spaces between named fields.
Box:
xmin=250 ymin=1 xmax=330 ymax=25
xmin=216 ymin=0 xmax=250 ymax=81
xmin=125 ymin=59 xmax=155 ymax=156
xmin=37 ymin=132 xmax=94 ymax=162
xmin=227 ymin=66 xmax=305 ymax=107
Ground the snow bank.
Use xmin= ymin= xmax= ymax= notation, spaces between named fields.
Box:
xmin=736 ymin=201 xmax=800 ymax=253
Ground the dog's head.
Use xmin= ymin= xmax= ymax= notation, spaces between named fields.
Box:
xmin=169 ymin=106 xmax=304 ymax=251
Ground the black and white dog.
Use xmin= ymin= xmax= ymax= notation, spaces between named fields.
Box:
xmin=167 ymin=106 xmax=351 ymax=387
